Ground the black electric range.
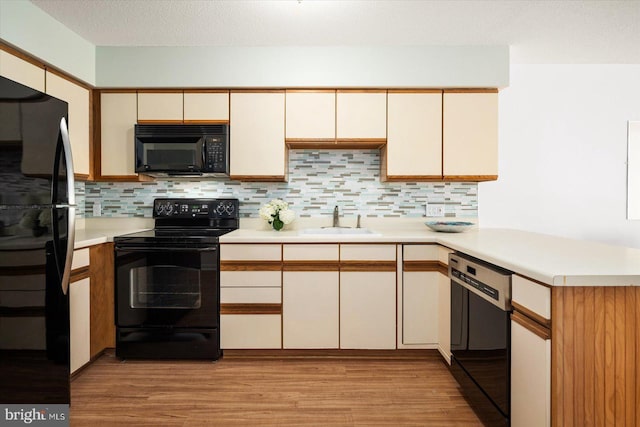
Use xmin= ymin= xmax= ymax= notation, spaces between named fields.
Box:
xmin=113 ymin=198 xmax=239 ymax=360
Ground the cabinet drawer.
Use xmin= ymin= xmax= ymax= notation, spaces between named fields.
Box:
xmin=220 ymin=314 xmax=281 ymax=349
xmin=72 ymin=248 xmax=90 ymax=270
xmin=220 ymin=244 xmax=281 ymax=261
xmin=220 ymin=271 xmax=281 ymax=288
xmin=403 ymin=245 xmax=439 ymax=261
xmin=221 ymin=287 xmax=281 ymax=304
xmin=340 ymin=244 xmax=396 ymax=261
xmin=283 ymin=244 xmax=339 ymax=261
xmin=512 ymin=275 xmax=551 ymax=320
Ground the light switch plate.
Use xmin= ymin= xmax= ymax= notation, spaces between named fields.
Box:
xmin=92 ymin=201 xmax=101 ymax=217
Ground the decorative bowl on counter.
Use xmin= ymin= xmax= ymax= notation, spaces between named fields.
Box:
xmin=425 ymin=221 xmax=475 ymax=233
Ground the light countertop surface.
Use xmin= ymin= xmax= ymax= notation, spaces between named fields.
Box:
xmin=76 ymin=217 xmax=640 ymax=287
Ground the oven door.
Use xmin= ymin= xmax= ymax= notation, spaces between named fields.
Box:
xmin=115 ymin=246 xmax=218 ymax=328
xmin=451 ymin=280 xmax=510 ymax=421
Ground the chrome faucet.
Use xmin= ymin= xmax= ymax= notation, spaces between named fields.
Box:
xmin=333 ymin=205 xmax=340 ymax=228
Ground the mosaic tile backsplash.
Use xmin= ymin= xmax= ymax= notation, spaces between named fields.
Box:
xmin=78 ymin=150 xmax=478 ymax=219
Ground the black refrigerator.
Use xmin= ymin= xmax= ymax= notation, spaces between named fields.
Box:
xmin=0 ymin=75 xmax=76 ymax=406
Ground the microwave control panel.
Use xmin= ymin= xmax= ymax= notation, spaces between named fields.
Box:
xmin=205 ymin=136 xmax=227 ymax=171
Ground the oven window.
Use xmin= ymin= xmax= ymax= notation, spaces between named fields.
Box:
xmin=129 ymin=265 xmax=201 ymax=309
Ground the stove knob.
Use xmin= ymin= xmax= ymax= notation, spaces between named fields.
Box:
xmin=216 ymin=203 xmax=226 ymax=215
xmin=224 ymin=203 xmax=235 ymax=215
xmin=156 ymin=204 xmax=165 ymax=216
xmin=165 ymin=204 xmax=174 ymax=215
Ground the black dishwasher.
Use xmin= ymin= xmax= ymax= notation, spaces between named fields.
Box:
xmin=449 ymin=252 xmax=513 ymax=427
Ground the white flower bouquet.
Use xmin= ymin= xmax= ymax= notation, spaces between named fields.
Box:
xmin=259 ymin=199 xmax=296 ymax=231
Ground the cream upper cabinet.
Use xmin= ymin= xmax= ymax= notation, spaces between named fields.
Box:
xmin=336 ymin=91 xmax=387 ymax=140
xmin=0 ymin=50 xmax=45 ymax=92
xmin=285 ymin=90 xmax=336 ymax=141
xmin=45 ymin=71 xmax=91 ymax=177
xmin=100 ymin=92 xmax=138 ymax=177
xmin=137 ymin=92 xmax=183 ymax=122
xmin=183 ymin=92 xmax=229 ymax=123
xmin=443 ymin=91 xmax=498 ymax=179
xmin=229 ymin=91 xmax=286 ymax=180
xmin=385 ymin=91 xmax=442 ymax=180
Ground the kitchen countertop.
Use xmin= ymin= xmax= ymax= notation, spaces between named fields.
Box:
xmin=221 ymin=219 xmax=640 ymax=287
xmin=75 ymin=217 xmax=640 ymax=287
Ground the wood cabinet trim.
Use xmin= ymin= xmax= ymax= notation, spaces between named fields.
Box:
xmin=387 ymin=89 xmax=442 ymax=94
xmin=282 ymin=261 xmax=340 ymax=271
xmin=230 ymin=89 xmax=285 ymax=94
xmin=44 ymin=67 xmax=93 ymax=90
xmin=136 ymin=89 xmax=183 ymax=94
xmin=512 ymin=301 xmax=551 ymax=328
xmin=383 ymin=175 xmax=443 ymax=182
xmin=183 ymin=119 xmax=229 ymax=125
xmin=183 ymin=89 xmax=229 ymax=94
xmin=0 ymin=43 xmax=45 ymax=69
xmin=403 ymin=260 xmax=448 ymax=275
xmin=337 ymin=89 xmax=387 ymax=94
xmin=220 ymin=303 xmax=282 ymax=315
xmin=229 ymin=175 xmax=287 ymax=182
xmin=443 ymin=175 xmax=498 ymax=182
xmin=443 ymin=89 xmax=499 ymax=94
xmin=220 ymin=261 xmax=283 ymax=271
xmin=285 ymin=89 xmax=336 ymax=94
xmin=340 ymin=261 xmax=396 ymax=272
xmin=511 ymin=310 xmax=551 ymax=340
xmin=70 ymin=266 xmax=90 ymax=282
xmin=136 ymin=119 xmax=184 ymax=125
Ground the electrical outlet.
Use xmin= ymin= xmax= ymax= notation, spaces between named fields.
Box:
xmin=92 ymin=201 xmax=101 ymax=217
xmin=425 ymin=204 xmax=444 ymax=217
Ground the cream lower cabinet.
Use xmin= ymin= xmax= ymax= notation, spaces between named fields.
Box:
xmin=399 ymin=245 xmax=440 ymax=348
xmin=282 ymin=244 xmax=339 ymax=349
xmin=229 ymin=91 xmax=286 ymax=180
xmin=340 ymin=244 xmax=396 ymax=349
xmin=70 ymin=248 xmax=91 ymax=374
xmin=219 ymin=244 xmax=282 ymax=349
xmin=70 ymin=277 xmax=90 ymax=373
xmin=510 ymin=275 xmax=552 ymax=427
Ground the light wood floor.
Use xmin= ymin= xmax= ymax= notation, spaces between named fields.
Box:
xmin=70 ymin=350 xmax=482 ymax=426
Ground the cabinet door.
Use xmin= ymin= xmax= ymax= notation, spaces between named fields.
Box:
xmin=137 ymin=92 xmax=183 ymax=122
xmin=336 ymin=91 xmax=387 ymax=140
xmin=183 ymin=92 xmax=229 ymax=123
xmin=340 ymin=271 xmax=396 ymax=349
xmin=0 ymin=50 xmax=45 ymax=91
xmin=100 ymin=93 xmax=138 ymax=177
xmin=402 ymin=271 xmax=439 ymax=345
xmin=283 ymin=271 xmax=339 ymax=349
xmin=443 ymin=91 xmax=498 ymax=179
xmin=229 ymin=91 xmax=286 ymax=180
xmin=386 ymin=91 xmax=442 ymax=179
xmin=285 ymin=90 xmax=335 ymax=141
xmin=220 ymin=315 xmax=281 ymax=349
xmin=511 ymin=319 xmax=551 ymax=427
xmin=70 ymin=277 xmax=91 ymax=373
xmin=45 ymin=72 xmax=91 ymax=177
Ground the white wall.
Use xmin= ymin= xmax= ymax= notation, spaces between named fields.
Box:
xmin=96 ymin=46 xmax=508 ymax=88
xmin=0 ymin=0 xmax=95 ymax=85
xmin=480 ymin=64 xmax=640 ymax=249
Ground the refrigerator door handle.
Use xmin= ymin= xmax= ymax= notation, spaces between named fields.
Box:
xmin=61 ymin=206 xmax=76 ymax=295
xmin=59 ymin=117 xmax=76 ymax=205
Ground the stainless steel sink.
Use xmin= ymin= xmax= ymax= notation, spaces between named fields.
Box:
xmin=298 ymin=227 xmax=381 ymax=236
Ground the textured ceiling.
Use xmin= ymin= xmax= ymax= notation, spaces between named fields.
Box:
xmin=29 ymin=0 xmax=640 ymax=64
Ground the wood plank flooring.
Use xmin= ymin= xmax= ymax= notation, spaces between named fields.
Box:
xmin=71 ymin=350 xmax=481 ymax=426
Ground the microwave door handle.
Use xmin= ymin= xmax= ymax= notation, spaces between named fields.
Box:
xmin=202 ymin=139 xmax=207 ymax=168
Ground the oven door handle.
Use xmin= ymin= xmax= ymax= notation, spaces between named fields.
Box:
xmin=115 ymin=246 xmax=218 ymax=252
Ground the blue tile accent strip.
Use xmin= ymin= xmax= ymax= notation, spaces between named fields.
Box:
xmin=81 ymin=150 xmax=478 ymax=218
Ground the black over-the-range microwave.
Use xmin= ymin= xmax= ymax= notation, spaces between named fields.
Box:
xmin=135 ymin=124 xmax=229 ymax=177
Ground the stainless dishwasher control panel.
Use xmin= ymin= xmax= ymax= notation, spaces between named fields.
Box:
xmin=449 ymin=252 xmax=512 ymax=311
